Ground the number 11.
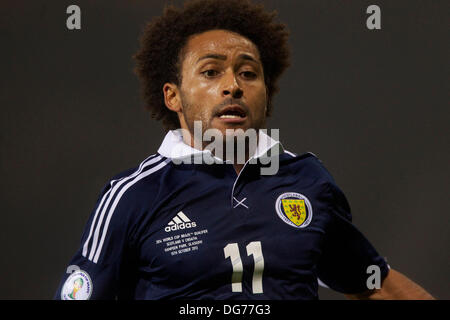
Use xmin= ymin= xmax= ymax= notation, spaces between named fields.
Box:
xmin=223 ymin=241 xmax=264 ymax=294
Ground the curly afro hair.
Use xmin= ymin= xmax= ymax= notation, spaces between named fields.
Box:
xmin=134 ymin=0 xmax=290 ymax=131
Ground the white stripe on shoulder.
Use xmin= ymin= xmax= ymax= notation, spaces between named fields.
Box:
xmin=91 ymin=158 xmax=171 ymax=263
xmin=109 ymin=153 xmax=159 ymax=187
xmin=284 ymin=150 xmax=297 ymax=157
xmin=86 ymin=155 xmax=166 ymax=261
xmin=82 ymin=154 xmax=161 ymax=259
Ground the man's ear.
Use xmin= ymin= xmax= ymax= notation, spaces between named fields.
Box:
xmin=163 ymin=83 xmax=182 ymax=113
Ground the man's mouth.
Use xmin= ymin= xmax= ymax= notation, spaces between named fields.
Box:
xmin=215 ymin=105 xmax=247 ymax=122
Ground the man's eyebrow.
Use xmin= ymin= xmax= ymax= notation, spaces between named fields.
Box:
xmin=196 ymin=53 xmax=260 ymax=64
xmin=238 ymin=54 xmax=259 ymax=64
xmin=197 ymin=54 xmax=227 ymax=63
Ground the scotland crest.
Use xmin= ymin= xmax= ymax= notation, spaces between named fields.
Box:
xmin=275 ymin=192 xmax=313 ymax=228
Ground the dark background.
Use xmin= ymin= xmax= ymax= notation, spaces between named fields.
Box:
xmin=1 ymin=0 xmax=448 ymax=299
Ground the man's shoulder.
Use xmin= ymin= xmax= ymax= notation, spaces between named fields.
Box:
xmin=105 ymin=153 xmax=172 ymax=204
xmin=110 ymin=153 xmax=168 ymax=180
xmin=280 ymin=150 xmax=335 ymax=183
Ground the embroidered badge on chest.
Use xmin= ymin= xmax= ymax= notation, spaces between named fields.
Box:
xmin=275 ymin=192 xmax=313 ymax=228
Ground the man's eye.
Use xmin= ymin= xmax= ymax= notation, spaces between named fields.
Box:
xmin=201 ymin=70 xmax=219 ymax=77
xmin=241 ymin=71 xmax=257 ymax=79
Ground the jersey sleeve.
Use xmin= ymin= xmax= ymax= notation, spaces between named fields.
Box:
xmin=316 ymin=182 xmax=390 ymax=294
xmin=54 ymin=181 xmax=135 ymax=300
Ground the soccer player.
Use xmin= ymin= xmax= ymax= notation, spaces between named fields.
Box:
xmin=55 ymin=0 xmax=434 ymax=300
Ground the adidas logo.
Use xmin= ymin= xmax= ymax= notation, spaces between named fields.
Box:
xmin=165 ymin=211 xmax=197 ymax=233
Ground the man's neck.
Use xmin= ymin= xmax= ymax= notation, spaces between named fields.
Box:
xmin=181 ymin=130 xmax=257 ymax=175
xmin=233 ymin=163 xmax=245 ymax=175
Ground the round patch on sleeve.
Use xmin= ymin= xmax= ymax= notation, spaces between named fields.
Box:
xmin=61 ymin=269 xmax=93 ymax=300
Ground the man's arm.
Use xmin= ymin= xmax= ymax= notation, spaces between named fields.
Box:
xmin=345 ymin=268 xmax=435 ymax=300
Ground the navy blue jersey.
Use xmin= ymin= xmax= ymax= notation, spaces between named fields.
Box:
xmin=55 ymin=130 xmax=389 ymax=300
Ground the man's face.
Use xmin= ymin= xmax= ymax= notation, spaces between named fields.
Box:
xmin=174 ymin=29 xmax=268 ymax=140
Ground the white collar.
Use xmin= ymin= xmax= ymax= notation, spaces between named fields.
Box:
xmin=157 ymin=129 xmax=283 ymax=163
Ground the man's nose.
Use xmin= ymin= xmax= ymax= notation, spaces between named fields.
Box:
xmin=222 ymin=71 xmax=243 ymax=99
